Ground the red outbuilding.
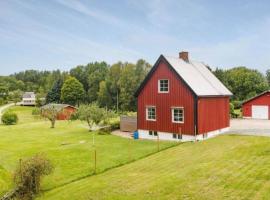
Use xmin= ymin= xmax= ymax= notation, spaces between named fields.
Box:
xmin=135 ymin=51 xmax=232 ymax=141
xmin=41 ymin=104 xmax=77 ymax=120
xmin=242 ymin=91 xmax=270 ymax=120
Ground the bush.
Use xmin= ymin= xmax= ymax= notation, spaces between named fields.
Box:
xmin=13 ymin=154 xmax=53 ymax=200
xmin=229 ymin=103 xmax=234 ymax=115
xmin=108 ymin=118 xmax=120 ymax=131
xmin=232 ymin=100 xmax=242 ymax=109
xmin=1 ymin=112 xmax=18 ymax=125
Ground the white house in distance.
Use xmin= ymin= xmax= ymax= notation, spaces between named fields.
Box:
xmin=22 ymin=92 xmax=36 ymax=106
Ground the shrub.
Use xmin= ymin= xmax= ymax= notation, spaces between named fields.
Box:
xmin=108 ymin=117 xmax=120 ymax=131
xmin=13 ymin=154 xmax=53 ymax=200
xmin=229 ymin=103 xmax=234 ymax=115
xmin=1 ymin=112 xmax=18 ymax=125
xmin=232 ymin=100 xmax=242 ymax=109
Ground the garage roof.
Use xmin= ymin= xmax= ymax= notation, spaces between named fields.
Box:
xmin=242 ymin=90 xmax=270 ymax=104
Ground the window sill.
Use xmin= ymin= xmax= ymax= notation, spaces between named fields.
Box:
xmin=172 ymin=121 xmax=184 ymax=124
xmin=158 ymin=91 xmax=169 ymax=94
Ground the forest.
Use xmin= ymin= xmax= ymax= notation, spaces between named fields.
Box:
xmin=0 ymin=59 xmax=269 ymax=111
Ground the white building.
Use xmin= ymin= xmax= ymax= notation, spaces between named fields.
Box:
xmin=22 ymin=92 xmax=36 ymax=106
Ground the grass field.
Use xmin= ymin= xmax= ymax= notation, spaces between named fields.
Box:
xmin=39 ymin=135 xmax=270 ymax=200
xmin=0 ymin=106 xmax=176 ymax=196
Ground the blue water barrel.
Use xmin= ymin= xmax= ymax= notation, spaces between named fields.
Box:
xmin=133 ymin=131 xmax=139 ymax=139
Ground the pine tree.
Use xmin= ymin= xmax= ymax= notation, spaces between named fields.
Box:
xmin=46 ymin=79 xmax=63 ymax=104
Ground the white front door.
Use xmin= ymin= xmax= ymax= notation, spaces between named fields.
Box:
xmin=252 ymin=105 xmax=269 ymax=119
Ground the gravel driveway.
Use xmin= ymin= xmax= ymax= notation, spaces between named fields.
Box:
xmin=229 ymin=118 xmax=270 ymax=136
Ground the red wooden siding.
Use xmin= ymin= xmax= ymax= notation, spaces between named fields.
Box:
xmin=242 ymin=92 xmax=270 ymax=119
xmin=57 ymin=106 xmax=76 ymax=120
xmin=197 ymin=97 xmax=230 ymax=134
xmin=137 ymin=60 xmax=195 ymax=135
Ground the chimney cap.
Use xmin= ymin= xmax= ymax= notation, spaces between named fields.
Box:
xmin=179 ymin=51 xmax=189 ymax=62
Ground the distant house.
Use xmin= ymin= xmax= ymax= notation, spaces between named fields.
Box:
xmin=242 ymin=90 xmax=270 ymax=120
xmin=135 ymin=51 xmax=232 ymax=141
xmin=22 ymin=92 xmax=36 ymax=106
xmin=41 ymin=104 xmax=77 ymax=120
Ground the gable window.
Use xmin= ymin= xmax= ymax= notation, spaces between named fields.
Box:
xmin=146 ymin=106 xmax=156 ymax=121
xmin=172 ymin=107 xmax=184 ymax=123
xmin=158 ymin=79 xmax=169 ymax=93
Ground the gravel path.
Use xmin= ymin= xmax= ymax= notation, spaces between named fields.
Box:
xmin=228 ymin=118 xmax=270 ymax=136
xmin=0 ymin=103 xmax=15 ymax=118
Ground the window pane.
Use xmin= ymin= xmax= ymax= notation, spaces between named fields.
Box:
xmin=173 ymin=108 xmax=183 ymax=122
xmin=147 ymin=107 xmax=156 ymax=120
xmin=159 ymin=80 xmax=169 ymax=92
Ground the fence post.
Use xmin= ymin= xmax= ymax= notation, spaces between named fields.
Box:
xmin=94 ymin=149 xmax=97 ymax=174
xmin=157 ymin=134 xmax=160 ymax=152
xmin=19 ymin=158 xmax=22 ymax=182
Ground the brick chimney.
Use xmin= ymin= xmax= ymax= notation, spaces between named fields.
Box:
xmin=179 ymin=51 xmax=189 ymax=62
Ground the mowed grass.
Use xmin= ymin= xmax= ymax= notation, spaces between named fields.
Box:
xmin=40 ymin=135 xmax=270 ymax=200
xmin=0 ymin=106 xmax=176 ymax=196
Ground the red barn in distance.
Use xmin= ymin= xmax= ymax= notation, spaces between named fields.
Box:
xmin=41 ymin=104 xmax=77 ymax=120
xmin=242 ymin=91 xmax=270 ymax=120
xmin=135 ymin=51 xmax=232 ymax=141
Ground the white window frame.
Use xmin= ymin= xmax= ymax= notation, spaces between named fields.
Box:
xmin=171 ymin=107 xmax=184 ymax=123
xmin=158 ymin=79 xmax=169 ymax=93
xmin=146 ymin=106 xmax=156 ymax=121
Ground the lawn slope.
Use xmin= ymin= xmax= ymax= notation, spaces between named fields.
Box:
xmin=40 ymin=135 xmax=270 ymax=200
xmin=0 ymin=106 xmax=175 ymax=195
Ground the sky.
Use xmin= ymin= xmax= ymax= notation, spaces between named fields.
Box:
xmin=1 ymin=0 xmax=270 ymax=75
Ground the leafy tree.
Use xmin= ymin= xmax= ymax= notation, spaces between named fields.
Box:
xmin=135 ymin=59 xmax=151 ymax=83
xmin=0 ymin=84 xmax=8 ymax=100
xmin=76 ymin=103 xmax=110 ymax=131
xmin=119 ymin=63 xmax=138 ymax=111
xmin=70 ymin=65 xmax=89 ymax=91
xmin=61 ymin=77 xmax=85 ymax=106
xmin=9 ymin=89 xmax=23 ymax=105
xmin=266 ymin=69 xmax=270 ymax=87
xmin=41 ymin=104 xmax=63 ymax=128
xmin=97 ymin=81 xmax=112 ymax=108
xmin=46 ymin=79 xmax=63 ymax=103
xmin=87 ymin=62 xmax=109 ymax=102
xmin=214 ymin=67 xmax=268 ymax=100
xmin=105 ymin=62 xmax=122 ymax=111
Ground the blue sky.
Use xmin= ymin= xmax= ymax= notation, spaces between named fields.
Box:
xmin=1 ymin=0 xmax=270 ymax=75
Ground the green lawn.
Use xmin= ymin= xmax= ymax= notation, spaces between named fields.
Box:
xmin=40 ymin=135 xmax=270 ymax=200
xmin=0 ymin=106 xmax=176 ymax=196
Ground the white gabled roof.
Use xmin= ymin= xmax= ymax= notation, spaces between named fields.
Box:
xmin=23 ymin=92 xmax=35 ymax=98
xmin=164 ymin=56 xmax=232 ymax=96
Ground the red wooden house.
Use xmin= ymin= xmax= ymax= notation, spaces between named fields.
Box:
xmin=242 ymin=90 xmax=270 ymax=120
xmin=135 ymin=51 xmax=232 ymax=141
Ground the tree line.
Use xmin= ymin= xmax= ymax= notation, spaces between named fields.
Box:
xmin=0 ymin=59 xmax=151 ymax=111
xmin=0 ymin=60 xmax=269 ymax=111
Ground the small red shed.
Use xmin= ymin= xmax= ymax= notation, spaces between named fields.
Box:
xmin=41 ymin=104 xmax=77 ymax=120
xmin=135 ymin=51 xmax=232 ymax=141
xmin=242 ymin=91 xmax=270 ymax=120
